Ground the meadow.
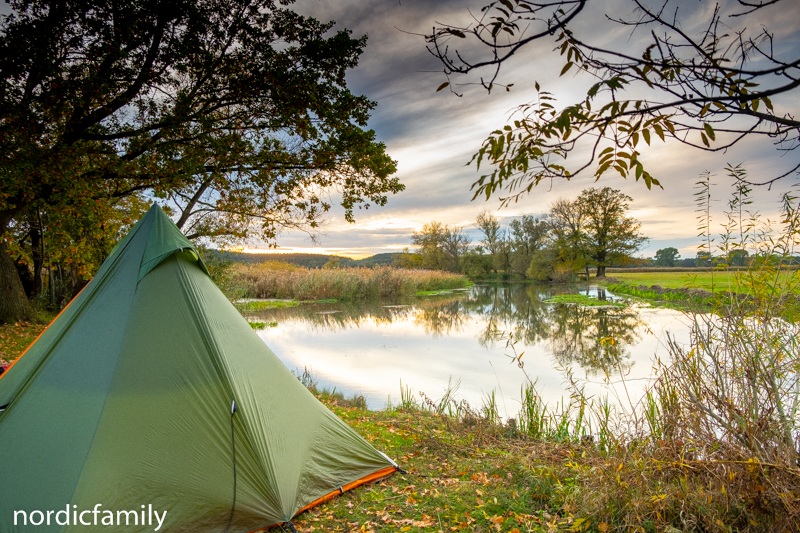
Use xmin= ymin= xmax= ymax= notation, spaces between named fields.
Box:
xmin=605 ymin=268 xmax=799 ymax=295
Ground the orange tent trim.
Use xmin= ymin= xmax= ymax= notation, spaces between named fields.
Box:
xmin=0 ymin=283 xmax=88 ymax=383
xmin=246 ymin=465 xmax=399 ymax=533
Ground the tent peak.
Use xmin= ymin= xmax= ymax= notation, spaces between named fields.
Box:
xmin=137 ymin=204 xmax=209 ymax=282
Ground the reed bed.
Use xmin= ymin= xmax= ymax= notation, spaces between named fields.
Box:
xmin=229 ymin=262 xmax=470 ymax=301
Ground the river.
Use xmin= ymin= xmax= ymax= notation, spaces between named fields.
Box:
xmin=245 ymin=283 xmax=691 ymax=416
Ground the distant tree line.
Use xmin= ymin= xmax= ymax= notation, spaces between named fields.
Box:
xmin=398 ymin=187 xmax=648 ymax=281
xmin=209 ymin=251 xmax=402 ymax=269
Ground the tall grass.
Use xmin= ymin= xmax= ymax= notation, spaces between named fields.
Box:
xmin=230 ymin=262 xmax=470 ymax=301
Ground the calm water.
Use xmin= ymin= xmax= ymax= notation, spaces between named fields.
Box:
xmin=247 ymin=284 xmax=691 ymax=414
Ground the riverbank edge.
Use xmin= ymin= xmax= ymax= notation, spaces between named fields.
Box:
xmin=598 ymin=278 xmax=720 ymax=308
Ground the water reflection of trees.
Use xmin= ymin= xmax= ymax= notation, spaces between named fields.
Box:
xmin=464 ymin=284 xmax=643 ymax=375
xmin=413 ymin=300 xmax=468 ymax=336
xmin=243 ymin=294 xmax=468 ymax=334
xmin=245 ymin=284 xmax=644 ymax=375
xmin=547 ymin=305 xmax=641 ymax=376
xmin=464 ymin=284 xmax=553 ymax=347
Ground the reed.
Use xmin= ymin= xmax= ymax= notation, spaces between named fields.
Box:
xmin=229 ymin=263 xmax=470 ymax=301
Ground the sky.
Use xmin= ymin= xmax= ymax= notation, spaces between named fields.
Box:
xmin=242 ymin=0 xmax=799 ymax=260
xmin=3 ymin=1 xmax=795 ymax=259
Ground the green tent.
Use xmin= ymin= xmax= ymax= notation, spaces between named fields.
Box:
xmin=0 ymin=205 xmax=398 ymax=532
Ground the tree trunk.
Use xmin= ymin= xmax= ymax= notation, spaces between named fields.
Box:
xmin=0 ymin=240 xmax=34 ymax=324
xmin=30 ymin=222 xmax=43 ymax=298
xmin=596 ymin=265 xmax=606 ymax=278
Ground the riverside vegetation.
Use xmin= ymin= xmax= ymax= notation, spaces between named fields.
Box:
xmin=223 ymin=261 xmax=471 ymax=301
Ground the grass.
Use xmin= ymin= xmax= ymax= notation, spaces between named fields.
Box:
xmin=230 ymin=263 xmax=471 ymax=301
xmin=605 ymin=283 xmax=715 ymax=309
xmin=0 ymin=310 xmax=56 ymax=366
xmin=235 ymin=300 xmax=300 ymax=311
xmin=542 ymin=294 xmax=625 ymax=307
xmin=416 ymin=289 xmax=455 ymax=296
xmin=289 ymin=390 xmax=798 ymax=533
xmin=606 ymin=269 xmax=799 ymax=295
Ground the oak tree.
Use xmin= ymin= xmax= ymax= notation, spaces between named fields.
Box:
xmin=0 ymin=0 xmax=402 ymax=322
xmin=577 ymin=187 xmax=647 ymax=277
xmin=654 ymin=247 xmax=681 ymax=267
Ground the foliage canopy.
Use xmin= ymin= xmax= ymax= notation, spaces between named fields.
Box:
xmin=0 ymin=0 xmax=403 ymax=321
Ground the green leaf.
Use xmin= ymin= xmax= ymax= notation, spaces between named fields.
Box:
xmin=700 ymin=103 xmax=711 ymax=117
xmin=653 ymin=123 xmax=665 ymax=141
xmin=642 ymin=128 xmax=651 ymax=145
xmin=448 ymin=29 xmax=466 ymax=38
xmin=703 ymin=122 xmax=715 ymax=141
xmin=763 ymin=96 xmax=774 ymax=111
xmin=596 ymin=161 xmax=613 ymax=176
xmin=701 ymin=132 xmax=709 ymax=147
xmin=436 ymin=82 xmax=450 ymax=92
xmin=560 ymin=62 xmax=574 ymax=76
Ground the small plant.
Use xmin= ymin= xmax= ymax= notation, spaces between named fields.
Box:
xmin=247 ymin=321 xmax=277 ymax=330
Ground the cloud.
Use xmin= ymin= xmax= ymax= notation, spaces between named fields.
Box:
xmin=275 ymin=0 xmax=799 ymax=257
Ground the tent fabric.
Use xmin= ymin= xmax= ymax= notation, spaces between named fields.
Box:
xmin=0 ymin=205 xmax=397 ymax=532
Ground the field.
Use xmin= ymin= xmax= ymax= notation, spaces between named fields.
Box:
xmin=606 ymin=269 xmax=799 ymax=294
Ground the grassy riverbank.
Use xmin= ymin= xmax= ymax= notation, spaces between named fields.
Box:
xmin=2 ymin=313 xmax=797 ymax=532
xmin=229 ymin=263 xmax=471 ymax=301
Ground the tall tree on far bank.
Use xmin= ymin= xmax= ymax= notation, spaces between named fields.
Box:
xmin=508 ymin=214 xmax=548 ymax=277
xmin=577 ymin=188 xmax=647 ymax=277
xmin=655 ymin=247 xmax=680 ymax=267
xmin=548 ymin=198 xmax=589 ymax=279
xmin=475 ymin=211 xmax=506 ymax=272
xmin=0 ymin=0 xmax=402 ymax=322
xmin=406 ymin=221 xmax=470 ymax=272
